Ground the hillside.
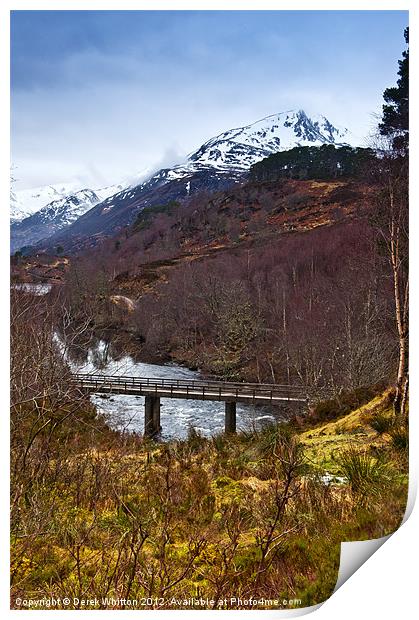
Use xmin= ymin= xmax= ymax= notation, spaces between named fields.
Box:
xmin=11 ymin=176 xmax=371 ymax=286
xmin=29 ymin=110 xmax=351 ymax=253
xmin=77 ymin=174 xmax=374 ymax=301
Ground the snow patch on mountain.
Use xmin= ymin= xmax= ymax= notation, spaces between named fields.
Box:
xmin=11 ymin=180 xmax=126 ymax=225
xmin=31 ymin=189 xmax=101 ymax=226
xmin=95 ymin=183 xmax=126 ymax=203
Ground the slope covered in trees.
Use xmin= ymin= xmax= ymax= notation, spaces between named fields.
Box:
xmin=250 ymin=145 xmax=376 ymax=182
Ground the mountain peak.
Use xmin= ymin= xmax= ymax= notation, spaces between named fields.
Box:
xmin=186 ymin=109 xmax=349 ymax=172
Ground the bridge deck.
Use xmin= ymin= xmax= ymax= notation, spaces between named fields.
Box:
xmin=72 ymin=373 xmax=308 ymax=405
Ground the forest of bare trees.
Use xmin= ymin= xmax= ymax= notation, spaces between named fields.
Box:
xmin=58 ymin=216 xmax=396 ymax=405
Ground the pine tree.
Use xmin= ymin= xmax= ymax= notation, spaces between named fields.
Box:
xmin=379 ymin=27 xmax=409 ymax=152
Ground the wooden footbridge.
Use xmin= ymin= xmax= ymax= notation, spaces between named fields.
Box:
xmin=72 ymin=373 xmax=309 ymax=437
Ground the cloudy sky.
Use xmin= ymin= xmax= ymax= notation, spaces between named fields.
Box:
xmin=11 ymin=10 xmax=408 ymax=191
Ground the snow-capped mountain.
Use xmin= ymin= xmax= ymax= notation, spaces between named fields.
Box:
xmin=10 ymin=182 xmax=83 ymax=223
xmin=83 ymin=108 xmax=350 ymax=217
xmin=10 ymin=181 xmax=126 ymax=252
xmin=11 ymin=181 xmax=124 ymax=223
xmin=111 ymin=110 xmax=349 ymax=189
xmin=10 ymin=189 xmax=104 ymax=252
xmin=16 ymin=109 xmax=351 ymax=253
xmin=95 ymin=110 xmax=349 ymax=204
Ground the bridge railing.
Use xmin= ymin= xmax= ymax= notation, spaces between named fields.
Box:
xmin=71 ymin=373 xmax=309 ymax=403
xmin=71 ymin=372 xmax=307 ymax=391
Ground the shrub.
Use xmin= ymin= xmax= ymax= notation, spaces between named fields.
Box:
xmin=327 ymin=186 xmax=360 ymax=203
xmin=255 ymin=423 xmax=294 ymax=457
xmin=389 ymin=425 xmax=409 ymax=452
xmin=337 ymin=446 xmax=396 ymax=498
xmin=185 ymin=425 xmax=207 ymax=453
xmin=369 ymin=412 xmax=394 ymax=435
xmin=284 ymin=193 xmax=313 ymax=211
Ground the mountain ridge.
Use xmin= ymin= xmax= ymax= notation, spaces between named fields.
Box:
xmin=11 ymin=109 xmax=351 ymax=253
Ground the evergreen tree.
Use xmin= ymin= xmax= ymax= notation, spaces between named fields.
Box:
xmin=379 ymin=27 xmax=409 ymax=152
xmin=250 ymin=145 xmax=375 ymax=182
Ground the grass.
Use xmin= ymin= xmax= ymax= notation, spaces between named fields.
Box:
xmin=10 ymin=391 xmax=408 ymax=610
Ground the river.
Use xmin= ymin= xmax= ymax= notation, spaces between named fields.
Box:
xmin=72 ymin=340 xmax=282 ymax=440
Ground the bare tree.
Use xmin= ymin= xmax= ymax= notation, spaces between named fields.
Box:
xmin=370 ymin=140 xmax=408 ymax=416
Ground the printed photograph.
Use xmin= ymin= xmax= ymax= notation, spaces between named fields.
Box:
xmin=10 ymin=8 xmax=409 ymax=611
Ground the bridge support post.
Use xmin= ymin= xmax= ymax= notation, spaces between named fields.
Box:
xmin=144 ymin=395 xmax=161 ymax=438
xmin=225 ymin=401 xmax=236 ymax=434
xmin=153 ymin=396 xmax=161 ymax=434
